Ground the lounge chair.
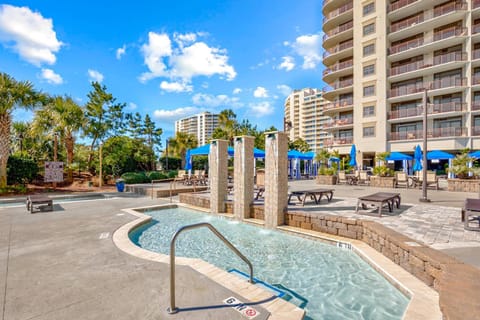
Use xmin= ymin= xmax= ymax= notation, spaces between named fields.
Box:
xmin=356 ymin=192 xmax=401 ymax=217
xmin=358 ymin=171 xmax=370 ymax=186
xmin=254 ymin=170 xmax=265 ymax=200
xmin=337 ymin=171 xmax=348 ymax=185
xmin=288 ymin=189 xmax=334 ymax=206
xmin=174 ymin=170 xmax=188 ymax=184
xmin=426 ymin=171 xmax=439 ymax=190
xmin=395 ymin=172 xmax=409 ymax=188
xmin=462 ymin=198 xmax=480 ymax=231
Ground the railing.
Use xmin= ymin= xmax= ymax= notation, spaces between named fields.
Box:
xmin=473 ymin=75 xmax=480 ymax=85
xmin=387 ymin=102 xmax=465 ymax=119
xmin=388 ymin=106 xmax=423 ymax=119
xmin=431 ymin=77 xmax=467 ymax=89
xmin=323 ymin=20 xmax=353 ymax=41
xmin=323 ymin=39 xmax=353 ymax=59
xmin=324 ymin=136 xmax=354 ymax=145
xmin=473 ymin=49 xmax=480 ymax=60
xmin=389 ymin=84 xmax=425 ymax=97
xmin=167 ymin=222 xmax=254 ymax=314
xmin=389 ymin=27 xmax=466 ymax=55
xmin=324 ymin=117 xmax=354 ymax=128
xmin=472 ymin=101 xmax=480 ymax=110
xmin=323 ymin=99 xmax=354 ymax=111
xmin=473 ymin=126 xmax=480 ymax=136
xmin=323 ymin=59 xmax=354 ymax=76
xmin=327 ymin=78 xmax=354 ymax=90
xmin=473 ymin=23 xmax=480 ymax=35
xmin=433 ymin=51 xmax=467 ymax=65
xmin=389 ymin=127 xmax=467 ymax=140
xmin=475 ymin=0 xmax=480 ymax=9
xmin=434 ymin=1 xmax=466 ymax=17
xmin=323 ymin=2 xmax=353 ymax=24
xmin=390 ymin=13 xmax=424 ymax=33
xmin=389 ymin=60 xmax=425 ymax=76
xmin=388 ymin=0 xmax=419 ymax=13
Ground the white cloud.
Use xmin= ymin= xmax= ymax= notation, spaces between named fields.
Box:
xmin=153 ymin=106 xmax=199 ymax=121
xmin=88 ymin=69 xmax=104 ymax=83
xmin=116 ymin=45 xmax=126 ymax=60
xmin=278 ymin=56 xmax=295 ymax=71
xmin=40 ymin=68 xmax=62 ymax=84
xmin=139 ymin=31 xmax=236 ymax=89
xmin=128 ymin=102 xmax=137 ymax=110
xmin=192 ymin=93 xmax=243 ymax=108
xmin=291 ymin=34 xmax=322 ymax=69
xmin=249 ymin=102 xmax=274 ymax=116
xmin=233 ymin=88 xmax=242 ymax=94
xmin=160 ymin=80 xmax=193 ymax=93
xmin=253 ymin=86 xmax=268 ymax=98
xmin=0 ymin=4 xmax=62 ymax=66
xmin=277 ymin=84 xmax=292 ymax=96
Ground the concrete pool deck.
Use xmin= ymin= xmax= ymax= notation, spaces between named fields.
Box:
xmin=0 ymin=183 xmax=478 ymax=319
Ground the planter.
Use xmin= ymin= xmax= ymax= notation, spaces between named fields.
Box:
xmin=316 ymin=175 xmax=337 ymax=185
xmin=370 ymin=176 xmax=396 ymax=188
xmin=447 ymin=179 xmax=480 ymax=193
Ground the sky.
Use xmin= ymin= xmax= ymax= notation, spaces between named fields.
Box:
xmin=0 ymin=0 xmax=325 ymax=141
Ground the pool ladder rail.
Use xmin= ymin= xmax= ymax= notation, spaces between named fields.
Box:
xmin=167 ymin=222 xmax=255 ymax=314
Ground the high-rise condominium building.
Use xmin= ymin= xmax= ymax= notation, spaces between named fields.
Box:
xmin=174 ymin=112 xmax=219 ymax=146
xmin=284 ymin=88 xmax=329 ymax=153
xmin=322 ymin=0 xmax=480 ymax=168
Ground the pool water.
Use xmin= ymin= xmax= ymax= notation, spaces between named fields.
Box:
xmin=130 ymin=207 xmax=409 ymax=320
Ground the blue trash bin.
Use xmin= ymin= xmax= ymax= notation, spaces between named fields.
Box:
xmin=116 ymin=180 xmax=125 ymax=192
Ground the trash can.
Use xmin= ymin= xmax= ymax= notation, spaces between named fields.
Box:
xmin=115 ymin=179 xmax=125 ymax=192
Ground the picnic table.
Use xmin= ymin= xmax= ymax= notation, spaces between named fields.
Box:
xmin=356 ymin=192 xmax=401 ymax=217
xmin=288 ymin=189 xmax=334 ymax=206
xmin=26 ymin=195 xmax=53 ymax=213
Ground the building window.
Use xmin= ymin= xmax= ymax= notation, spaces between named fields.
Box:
xmin=363 ymin=64 xmax=375 ymax=76
xmin=363 ymin=85 xmax=375 ymax=97
xmin=363 ymin=126 xmax=375 ymax=137
xmin=363 ymin=43 xmax=375 ymax=56
xmin=363 ymin=2 xmax=375 ymax=16
xmin=363 ymin=105 xmax=375 ymax=117
xmin=363 ymin=23 xmax=375 ymax=36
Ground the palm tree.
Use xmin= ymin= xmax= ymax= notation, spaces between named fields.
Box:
xmin=32 ymin=96 xmax=84 ymax=182
xmin=0 ymin=73 xmax=43 ymax=188
xmin=315 ymin=148 xmax=331 ymax=170
xmin=218 ymin=109 xmax=238 ymax=144
xmin=168 ymin=132 xmax=197 ymax=168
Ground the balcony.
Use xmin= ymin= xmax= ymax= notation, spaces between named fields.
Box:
xmin=387 ymin=102 xmax=466 ymax=120
xmin=323 ymin=117 xmax=353 ymax=128
xmin=475 ymin=0 xmax=480 ymax=9
xmin=389 ymin=13 xmax=424 ymax=34
xmin=472 ymin=101 xmax=480 ymax=111
xmin=323 ymin=2 xmax=353 ymax=25
xmin=324 ymin=136 xmax=354 ymax=146
xmin=473 ymin=75 xmax=480 ymax=85
xmin=324 ymin=21 xmax=353 ymax=39
xmin=431 ymin=77 xmax=467 ymax=90
xmin=323 ymin=59 xmax=353 ymax=82
xmin=433 ymin=1 xmax=467 ymax=18
xmin=323 ymin=21 xmax=353 ymax=48
xmin=433 ymin=51 xmax=467 ymax=65
xmin=389 ymin=84 xmax=425 ymax=98
xmin=389 ymin=27 xmax=467 ymax=56
xmin=389 ymin=127 xmax=466 ymax=140
xmin=389 ymin=60 xmax=425 ymax=76
xmin=473 ymin=49 xmax=480 ymax=60
xmin=323 ymin=99 xmax=353 ymax=112
xmin=388 ymin=0 xmax=419 ymax=13
xmin=322 ymin=39 xmax=353 ymax=65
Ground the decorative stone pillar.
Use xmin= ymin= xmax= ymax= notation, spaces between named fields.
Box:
xmin=233 ymin=136 xmax=254 ymax=220
xmin=209 ymin=139 xmax=228 ymax=214
xmin=264 ymin=131 xmax=288 ymax=228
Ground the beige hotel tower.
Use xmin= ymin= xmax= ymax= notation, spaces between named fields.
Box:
xmin=322 ymin=0 xmax=480 ymax=168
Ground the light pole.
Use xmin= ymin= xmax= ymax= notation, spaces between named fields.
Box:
xmin=165 ymin=138 xmax=169 ymax=171
xmin=420 ymin=89 xmax=430 ymax=202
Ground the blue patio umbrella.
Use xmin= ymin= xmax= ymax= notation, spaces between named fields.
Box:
xmin=184 ymin=149 xmax=193 ymax=170
xmin=386 ymin=152 xmax=413 ymax=161
xmin=413 ymin=145 xmax=423 ymax=172
xmin=349 ymin=144 xmax=357 ymax=167
xmin=469 ymin=150 xmax=480 ymax=159
xmin=427 ymin=150 xmax=454 ymax=160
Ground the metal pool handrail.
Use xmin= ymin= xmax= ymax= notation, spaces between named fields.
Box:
xmin=167 ymin=222 xmax=254 ymax=314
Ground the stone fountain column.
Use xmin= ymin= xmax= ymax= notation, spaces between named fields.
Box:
xmin=264 ymin=131 xmax=288 ymax=228
xmin=209 ymin=139 xmax=228 ymax=214
xmin=233 ymin=136 xmax=254 ymax=220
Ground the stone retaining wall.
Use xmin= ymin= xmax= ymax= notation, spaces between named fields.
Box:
xmin=369 ymin=176 xmax=396 ymax=188
xmin=447 ymin=179 xmax=480 ymax=193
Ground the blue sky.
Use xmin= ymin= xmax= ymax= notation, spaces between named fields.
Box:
xmin=0 ymin=1 xmax=324 ymax=140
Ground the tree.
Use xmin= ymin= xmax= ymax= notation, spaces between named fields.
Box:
xmin=83 ymin=82 xmax=125 ymax=169
xmin=125 ymin=112 xmax=143 ymax=139
xmin=32 ymin=96 xmax=84 ymax=182
xmin=168 ymin=132 xmax=197 ymax=168
xmin=141 ymin=114 xmax=163 ymax=170
xmin=218 ymin=109 xmax=238 ymax=144
xmin=289 ymin=138 xmax=311 ymax=152
xmin=0 ymin=73 xmax=43 ymax=188
xmin=315 ymin=148 xmax=331 ymax=170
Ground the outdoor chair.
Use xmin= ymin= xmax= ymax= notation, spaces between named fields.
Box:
xmin=254 ymin=169 xmax=265 ymax=200
xmin=426 ymin=171 xmax=439 ymax=190
xmin=358 ymin=171 xmax=370 ymax=186
xmin=395 ymin=172 xmax=409 ymax=189
xmin=174 ymin=170 xmax=188 ymax=184
xmin=337 ymin=171 xmax=348 ymax=185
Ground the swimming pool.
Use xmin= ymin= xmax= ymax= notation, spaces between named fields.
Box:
xmin=130 ymin=206 xmax=409 ymax=320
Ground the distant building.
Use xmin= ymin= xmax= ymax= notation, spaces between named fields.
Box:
xmin=284 ymin=88 xmax=329 ymax=154
xmin=174 ymin=112 xmax=219 ymax=146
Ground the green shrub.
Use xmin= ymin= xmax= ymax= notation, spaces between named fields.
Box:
xmin=373 ymin=166 xmax=394 ymax=177
xmin=7 ymin=156 xmax=39 ymax=185
xmin=120 ymin=172 xmax=148 ymax=184
xmin=167 ymin=170 xmax=177 ymax=178
xmin=0 ymin=185 xmax=28 ymax=195
xmin=147 ymin=171 xmax=168 ymax=181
